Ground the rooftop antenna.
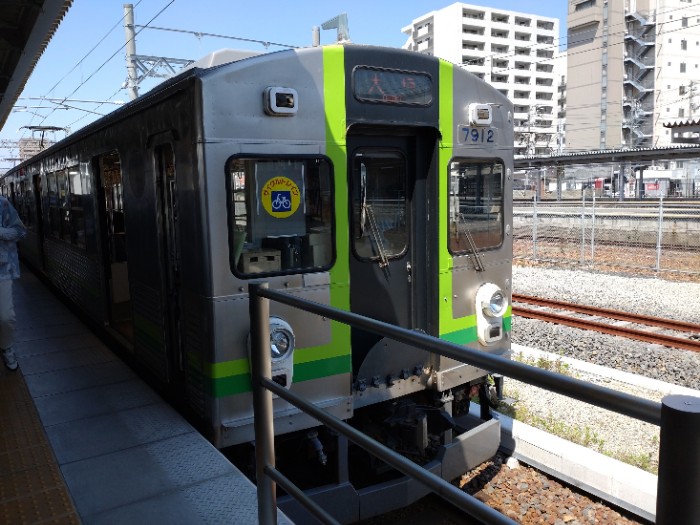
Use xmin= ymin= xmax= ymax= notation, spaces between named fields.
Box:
xmin=320 ymin=13 xmax=350 ymax=43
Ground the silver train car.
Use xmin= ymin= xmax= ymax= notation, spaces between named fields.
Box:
xmin=3 ymin=44 xmax=513 ymax=521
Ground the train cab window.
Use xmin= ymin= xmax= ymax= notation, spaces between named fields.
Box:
xmin=227 ymin=157 xmax=334 ymax=276
xmin=351 ymin=150 xmax=407 ymax=261
xmin=448 ymin=159 xmax=504 ymax=253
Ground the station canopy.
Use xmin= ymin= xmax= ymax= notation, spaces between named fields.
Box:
xmin=0 ymin=0 xmax=73 ymax=131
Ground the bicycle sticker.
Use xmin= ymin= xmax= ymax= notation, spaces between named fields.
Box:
xmin=261 ymin=176 xmax=301 ymax=218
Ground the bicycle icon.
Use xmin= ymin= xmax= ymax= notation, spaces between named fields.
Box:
xmin=271 ymin=191 xmax=292 ymax=212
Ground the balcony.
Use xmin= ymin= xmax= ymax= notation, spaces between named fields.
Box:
xmin=462 ymin=40 xmax=485 ymax=51
xmin=462 ymin=24 xmax=485 ymax=36
xmin=463 ymin=8 xmax=485 ymax=20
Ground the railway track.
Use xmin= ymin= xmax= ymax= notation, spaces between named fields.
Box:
xmin=511 ymin=293 xmax=700 ymax=353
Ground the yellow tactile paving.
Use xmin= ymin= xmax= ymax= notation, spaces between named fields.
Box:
xmin=0 ymin=368 xmax=80 ymax=525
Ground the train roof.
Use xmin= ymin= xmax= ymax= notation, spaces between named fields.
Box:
xmin=4 ymin=44 xmax=502 ymax=175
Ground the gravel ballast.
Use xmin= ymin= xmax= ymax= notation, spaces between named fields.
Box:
xmin=511 ymin=266 xmax=700 ymax=390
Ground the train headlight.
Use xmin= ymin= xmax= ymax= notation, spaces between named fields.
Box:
xmin=478 ymin=284 xmax=508 ymax=318
xmin=269 ymin=317 xmax=295 ymax=362
xmin=475 ymin=283 xmax=508 ymax=345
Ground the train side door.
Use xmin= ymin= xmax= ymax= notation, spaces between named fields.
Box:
xmin=347 ymin=132 xmax=431 ymax=362
xmin=155 ymin=144 xmax=183 ymax=380
xmin=95 ymin=151 xmax=134 ymax=342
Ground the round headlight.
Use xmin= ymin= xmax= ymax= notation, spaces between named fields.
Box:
xmin=477 ymin=283 xmax=508 ymax=318
xmin=269 ymin=317 xmax=295 ymax=361
xmin=485 ymin=291 xmax=507 ymax=316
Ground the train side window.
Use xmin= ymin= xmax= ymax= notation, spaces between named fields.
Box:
xmin=57 ymin=170 xmax=72 ymax=242
xmin=226 ymin=156 xmax=334 ymax=276
xmin=68 ymin=166 xmax=86 ymax=247
xmin=448 ymin=159 xmax=504 ymax=253
xmin=47 ymin=173 xmax=61 ymax=238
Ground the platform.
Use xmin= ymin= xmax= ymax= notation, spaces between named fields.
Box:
xmin=0 ymin=267 xmax=292 ymax=524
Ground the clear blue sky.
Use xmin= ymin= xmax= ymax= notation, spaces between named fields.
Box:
xmin=1 ymin=0 xmax=568 ymax=168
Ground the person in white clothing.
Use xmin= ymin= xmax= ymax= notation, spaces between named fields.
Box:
xmin=0 ymin=195 xmax=26 ymax=371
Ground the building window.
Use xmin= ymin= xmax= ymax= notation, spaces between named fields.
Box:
xmin=682 ymin=40 xmax=688 ymax=50
xmin=575 ymin=0 xmax=596 ymax=11
xmin=680 ymin=85 xmax=687 ymax=95
xmin=681 ymin=62 xmax=687 ymax=73
xmin=679 ymin=108 xmax=685 ymax=117
xmin=683 ymin=17 xmax=688 ymax=27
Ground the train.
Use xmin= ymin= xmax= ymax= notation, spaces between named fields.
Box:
xmin=2 ymin=44 xmax=513 ymax=522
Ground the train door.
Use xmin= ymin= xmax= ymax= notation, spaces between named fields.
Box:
xmin=95 ymin=151 xmax=134 ymax=343
xmin=348 ymin=130 xmax=432 ymax=366
xmin=154 ymin=144 xmax=183 ymax=382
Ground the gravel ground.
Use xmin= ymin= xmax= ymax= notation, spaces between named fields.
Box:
xmin=508 ymin=266 xmax=700 ymax=469
xmin=511 ymin=266 xmax=700 ymax=390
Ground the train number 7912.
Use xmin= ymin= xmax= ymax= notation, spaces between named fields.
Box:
xmin=462 ymin=127 xmax=495 ymax=144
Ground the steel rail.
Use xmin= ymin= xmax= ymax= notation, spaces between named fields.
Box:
xmin=512 ymin=293 xmax=700 ymax=333
xmin=512 ymin=305 xmax=700 ymax=353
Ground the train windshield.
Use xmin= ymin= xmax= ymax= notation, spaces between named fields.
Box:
xmin=351 ymin=149 xmax=407 ymax=262
xmin=448 ymin=159 xmax=504 ymax=253
xmin=227 ymin=157 xmax=334 ymax=276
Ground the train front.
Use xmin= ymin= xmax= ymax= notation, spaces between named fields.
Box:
xmin=201 ymin=44 xmax=512 ymax=521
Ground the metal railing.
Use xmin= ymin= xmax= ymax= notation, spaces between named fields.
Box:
xmin=514 ymin=198 xmax=700 ymax=280
xmin=248 ymin=283 xmax=700 ymax=524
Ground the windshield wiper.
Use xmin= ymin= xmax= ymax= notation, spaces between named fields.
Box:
xmin=365 ymin=204 xmax=389 ymax=268
xmin=459 ymin=213 xmax=485 ymax=272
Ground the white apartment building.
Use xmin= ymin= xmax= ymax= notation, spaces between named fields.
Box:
xmin=402 ymin=2 xmax=563 ymax=156
xmin=567 ymin=0 xmax=700 ymax=151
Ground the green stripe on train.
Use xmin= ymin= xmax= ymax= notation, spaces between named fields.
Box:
xmin=204 ymin=355 xmax=351 ymax=397
xmin=437 ymin=59 xmax=463 ymax=338
xmin=323 ymin=45 xmax=352 ymax=359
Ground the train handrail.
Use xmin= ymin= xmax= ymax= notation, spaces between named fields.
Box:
xmin=249 ymin=282 xmax=700 ymax=525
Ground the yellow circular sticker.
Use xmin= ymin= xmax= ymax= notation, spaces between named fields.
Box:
xmin=261 ymin=176 xmax=301 ymax=218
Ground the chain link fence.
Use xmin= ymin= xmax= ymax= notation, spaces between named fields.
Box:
xmin=513 ymin=198 xmax=700 ymax=282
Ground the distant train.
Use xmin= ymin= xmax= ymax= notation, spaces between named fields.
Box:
xmin=2 ymin=44 xmax=513 ymax=521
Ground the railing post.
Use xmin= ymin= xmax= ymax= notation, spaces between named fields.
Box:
xmin=655 ymin=395 xmax=700 ymax=524
xmin=249 ymin=283 xmax=277 ymax=525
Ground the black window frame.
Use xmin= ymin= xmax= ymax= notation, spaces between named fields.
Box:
xmin=447 ymin=158 xmax=505 ymax=255
xmin=225 ymin=154 xmax=336 ymax=278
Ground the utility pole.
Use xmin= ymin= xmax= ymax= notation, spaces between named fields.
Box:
xmin=690 ymin=80 xmax=697 ymax=119
xmin=124 ymin=4 xmax=139 ymax=100
xmin=122 ymin=4 xmax=193 ymax=101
